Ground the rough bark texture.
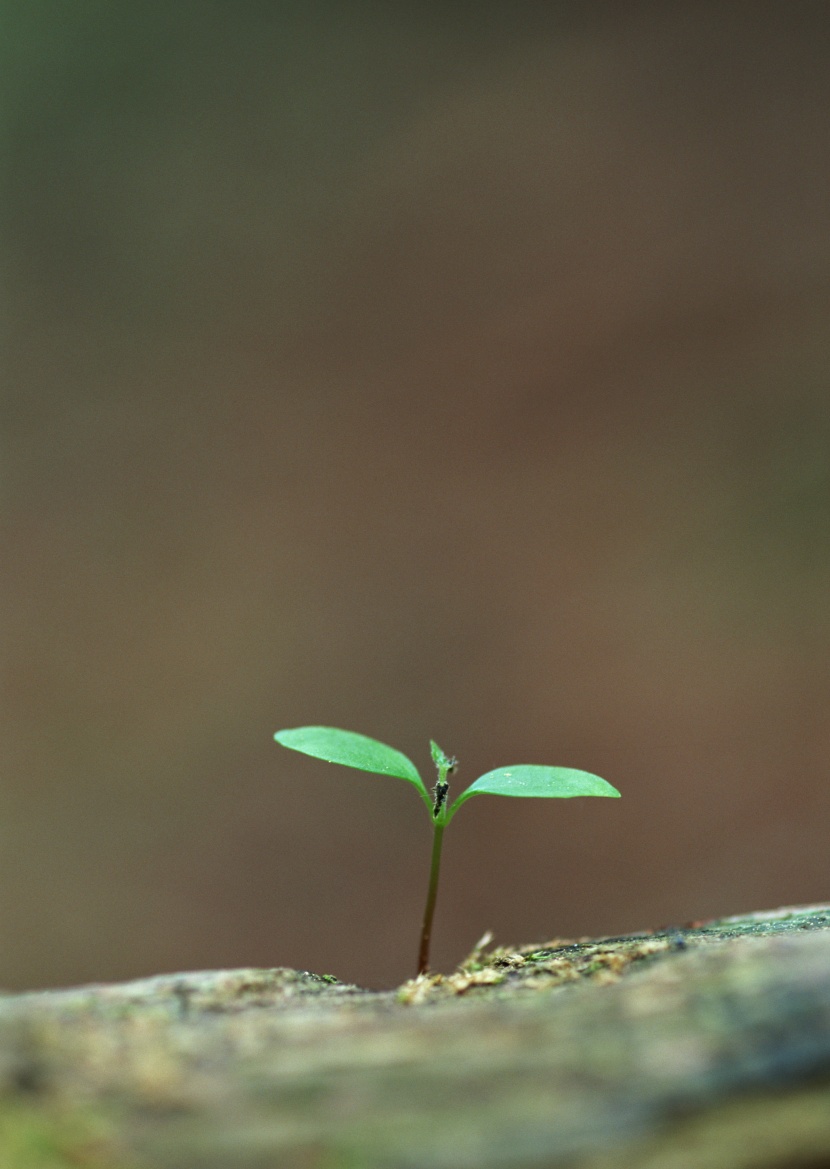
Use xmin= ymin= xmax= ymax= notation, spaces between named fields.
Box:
xmin=2 ymin=905 xmax=830 ymax=1168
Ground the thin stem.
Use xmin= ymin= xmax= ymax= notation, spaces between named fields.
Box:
xmin=417 ymin=819 xmax=445 ymax=976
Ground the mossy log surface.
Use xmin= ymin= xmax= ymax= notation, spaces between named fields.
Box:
xmin=2 ymin=906 xmax=830 ymax=1168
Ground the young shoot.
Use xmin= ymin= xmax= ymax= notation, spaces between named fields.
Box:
xmin=273 ymin=725 xmax=620 ymax=977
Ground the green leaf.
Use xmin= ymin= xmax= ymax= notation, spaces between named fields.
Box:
xmin=274 ymin=726 xmax=430 ymax=807
xmin=430 ymin=740 xmax=451 ymax=772
xmin=448 ymin=765 xmax=620 ymax=820
xmin=430 ymin=739 xmax=456 ymax=781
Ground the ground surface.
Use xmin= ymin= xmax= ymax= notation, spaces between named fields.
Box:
xmin=2 ymin=905 xmax=830 ymax=1168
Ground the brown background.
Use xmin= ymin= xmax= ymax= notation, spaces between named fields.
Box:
xmin=4 ymin=2 xmax=830 ymax=990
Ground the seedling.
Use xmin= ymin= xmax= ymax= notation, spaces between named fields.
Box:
xmin=273 ymin=726 xmax=620 ymax=977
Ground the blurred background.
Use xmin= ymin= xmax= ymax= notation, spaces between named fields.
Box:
xmin=3 ymin=1 xmax=830 ymax=991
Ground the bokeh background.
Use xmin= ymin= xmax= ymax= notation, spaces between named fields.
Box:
xmin=4 ymin=2 xmax=830 ymax=991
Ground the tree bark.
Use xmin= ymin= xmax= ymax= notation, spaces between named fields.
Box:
xmin=1 ymin=905 xmax=830 ymax=1168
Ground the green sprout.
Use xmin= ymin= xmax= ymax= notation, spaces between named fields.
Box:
xmin=273 ymin=725 xmax=620 ymax=977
